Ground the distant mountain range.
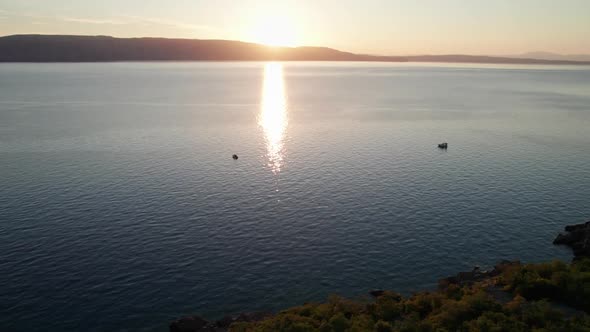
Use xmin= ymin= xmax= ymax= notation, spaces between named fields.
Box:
xmin=1 ymin=35 xmax=589 ymax=65
xmin=511 ymin=52 xmax=590 ymax=62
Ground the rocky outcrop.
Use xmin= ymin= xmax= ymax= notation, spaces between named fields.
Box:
xmin=438 ymin=260 xmax=521 ymax=289
xmin=554 ymin=221 xmax=590 ymax=260
xmin=170 ymin=316 xmax=210 ymax=332
xmin=170 ymin=312 xmax=272 ymax=332
xmin=369 ymin=290 xmax=385 ymax=298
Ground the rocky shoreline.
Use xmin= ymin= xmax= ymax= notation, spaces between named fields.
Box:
xmin=170 ymin=312 xmax=273 ymax=332
xmin=553 ymin=221 xmax=590 ymax=260
xmin=170 ymin=220 xmax=590 ymax=332
xmin=437 ymin=260 xmax=521 ymax=289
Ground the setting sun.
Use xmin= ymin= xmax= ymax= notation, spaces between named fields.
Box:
xmin=251 ymin=16 xmax=299 ymax=47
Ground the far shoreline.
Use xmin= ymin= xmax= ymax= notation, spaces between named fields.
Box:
xmin=2 ymin=35 xmax=590 ymax=65
xmin=2 ymin=61 xmax=590 ymax=69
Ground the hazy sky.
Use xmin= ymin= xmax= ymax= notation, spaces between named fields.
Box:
xmin=0 ymin=0 xmax=589 ymax=55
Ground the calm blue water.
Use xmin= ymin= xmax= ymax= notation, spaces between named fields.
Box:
xmin=1 ymin=62 xmax=590 ymax=331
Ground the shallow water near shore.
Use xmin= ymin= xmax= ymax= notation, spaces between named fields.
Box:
xmin=1 ymin=62 xmax=590 ymax=331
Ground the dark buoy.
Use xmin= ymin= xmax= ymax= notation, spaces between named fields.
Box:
xmin=438 ymin=143 xmax=448 ymax=149
xmin=232 ymin=154 xmax=239 ymax=160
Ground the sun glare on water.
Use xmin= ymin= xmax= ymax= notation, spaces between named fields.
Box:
xmin=259 ymin=63 xmax=288 ymax=175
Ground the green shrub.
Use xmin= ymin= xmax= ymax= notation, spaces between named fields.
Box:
xmin=231 ymin=259 xmax=590 ymax=332
xmin=327 ymin=313 xmax=350 ymax=332
xmin=465 ymin=311 xmax=526 ymax=332
xmin=502 ymin=259 xmax=590 ymax=311
xmin=374 ymin=320 xmax=393 ymax=332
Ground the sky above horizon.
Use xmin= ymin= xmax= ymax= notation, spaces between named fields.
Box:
xmin=0 ymin=0 xmax=589 ymax=55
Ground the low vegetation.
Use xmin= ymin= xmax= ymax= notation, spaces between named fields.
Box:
xmin=230 ymin=259 xmax=590 ymax=332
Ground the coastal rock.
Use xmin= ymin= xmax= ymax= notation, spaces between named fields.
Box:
xmin=169 ymin=316 xmax=209 ymax=332
xmin=216 ymin=312 xmax=272 ymax=328
xmin=438 ymin=260 xmax=520 ymax=289
xmin=170 ymin=312 xmax=272 ymax=332
xmin=554 ymin=221 xmax=590 ymax=260
xmin=369 ymin=289 xmax=385 ymax=298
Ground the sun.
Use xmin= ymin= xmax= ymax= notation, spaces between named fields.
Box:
xmin=251 ymin=16 xmax=298 ymax=47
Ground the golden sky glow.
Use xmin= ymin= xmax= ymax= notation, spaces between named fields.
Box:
xmin=249 ymin=15 xmax=300 ymax=47
xmin=0 ymin=0 xmax=589 ymax=55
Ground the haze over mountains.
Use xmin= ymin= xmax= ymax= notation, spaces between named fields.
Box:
xmin=1 ymin=35 xmax=589 ymax=65
xmin=512 ymin=52 xmax=590 ymax=62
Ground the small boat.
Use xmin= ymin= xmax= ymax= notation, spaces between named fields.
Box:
xmin=232 ymin=154 xmax=239 ymax=160
xmin=438 ymin=143 xmax=448 ymax=149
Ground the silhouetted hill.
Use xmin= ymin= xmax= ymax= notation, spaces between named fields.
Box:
xmin=404 ymin=54 xmax=590 ymax=65
xmin=513 ymin=52 xmax=590 ymax=62
xmin=1 ymin=35 xmax=589 ymax=65
xmin=0 ymin=35 xmax=406 ymax=62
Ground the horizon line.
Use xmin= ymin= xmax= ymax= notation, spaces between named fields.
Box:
xmin=3 ymin=33 xmax=589 ymax=60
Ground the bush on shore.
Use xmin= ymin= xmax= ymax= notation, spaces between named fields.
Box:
xmin=230 ymin=259 xmax=590 ymax=332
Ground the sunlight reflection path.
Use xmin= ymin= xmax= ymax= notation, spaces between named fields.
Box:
xmin=259 ymin=63 xmax=288 ymax=175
